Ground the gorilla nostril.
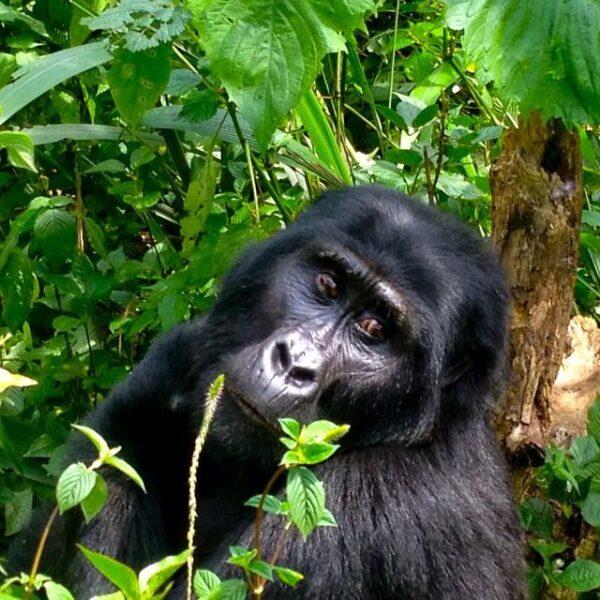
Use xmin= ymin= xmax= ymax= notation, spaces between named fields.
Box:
xmin=288 ymin=366 xmax=316 ymax=386
xmin=273 ymin=342 xmax=291 ymax=372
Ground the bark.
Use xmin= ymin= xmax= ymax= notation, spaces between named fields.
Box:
xmin=490 ymin=113 xmax=583 ymax=454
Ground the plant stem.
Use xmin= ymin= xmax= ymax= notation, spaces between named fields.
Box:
xmin=162 ymin=129 xmax=190 ymax=188
xmin=25 ymin=506 xmax=58 ymax=598
xmin=253 ymin=465 xmax=287 ymax=561
xmin=186 ymin=379 xmax=224 ymax=600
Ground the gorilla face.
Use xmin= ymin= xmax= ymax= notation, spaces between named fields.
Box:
xmin=205 ymin=185 xmax=507 ymax=453
xmin=224 ymin=243 xmax=418 ymax=438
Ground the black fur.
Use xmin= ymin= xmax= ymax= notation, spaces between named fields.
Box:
xmin=10 ymin=186 xmax=525 ymax=598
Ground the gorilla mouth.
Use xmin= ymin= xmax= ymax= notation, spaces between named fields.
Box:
xmin=226 ymin=385 xmax=280 ymax=435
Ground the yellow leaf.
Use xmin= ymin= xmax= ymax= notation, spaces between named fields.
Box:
xmin=0 ymin=368 xmax=37 ymax=393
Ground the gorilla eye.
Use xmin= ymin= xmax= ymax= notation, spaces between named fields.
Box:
xmin=316 ymin=272 xmax=340 ymax=299
xmin=356 ymin=316 xmax=385 ymax=340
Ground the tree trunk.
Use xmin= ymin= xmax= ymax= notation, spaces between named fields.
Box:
xmin=490 ymin=113 xmax=583 ymax=454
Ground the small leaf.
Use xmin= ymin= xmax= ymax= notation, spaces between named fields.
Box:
xmin=299 ymin=443 xmax=338 ymax=464
xmin=279 ymin=418 xmax=301 ymax=440
xmin=181 ymin=89 xmax=219 ymax=122
xmin=0 ymin=248 xmax=35 ymax=329
xmin=248 ymin=559 xmax=273 ymax=582
xmin=105 ymin=455 xmax=146 ymax=492
xmin=227 ymin=546 xmax=256 ymax=569
xmin=79 ymin=545 xmax=140 ymax=598
xmin=138 ymin=549 xmax=190 ymax=596
xmin=193 ymin=570 xmax=221 ymax=598
xmin=273 ymin=566 xmax=304 ymax=587
xmin=0 ymin=131 xmax=36 ymax=171
xmin=557 ymin=559 xmax=600 ymax=592
xmin=317 ymin=508 xmax=337 ymax=527
xmin=109 ymin=45 xmax=172 ymax=127
xmin=44 ymin=582 xmax=75 ymax=600
xmin=286 ymin=466 xmax=325 ymax=538
xmin=81 ymin=475 xmax=109 ymax=523
xmin=33 ymin=208 xmax=77 ymax=266
xmin=244 ymin=494 xmax=285 ymax=515
xmin=56 ymin=463 xmax=97 ymax=514
xmin=519 ymin=498 xmax=552 ymax=538
xmin=72 ymin=424 xmax=111 ymax=458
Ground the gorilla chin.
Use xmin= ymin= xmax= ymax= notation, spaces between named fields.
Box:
xmin=9 ymin=185 xmax=526 ymax=599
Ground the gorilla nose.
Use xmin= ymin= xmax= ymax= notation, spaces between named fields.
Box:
xmin=270 ymin=336 xmax=321 ymax=389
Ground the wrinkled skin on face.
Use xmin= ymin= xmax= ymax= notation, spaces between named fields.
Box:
xmin=9 ymin=186 xmax=525 ymax=600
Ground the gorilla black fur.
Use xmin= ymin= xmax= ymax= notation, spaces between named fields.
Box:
xmin=10 ymin=186 xmax=526 ymax=598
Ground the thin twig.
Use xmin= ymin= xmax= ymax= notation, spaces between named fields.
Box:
xmin=253 ymin=465 xmax=287 ymax=562
xmin=25 ymin=507 xmax=58 ymax=598
xmin=423 ymin=147 xmax=435 ymax=205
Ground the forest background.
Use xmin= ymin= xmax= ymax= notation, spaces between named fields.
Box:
xmin=1 ymin=0 xmax=600 ymax=598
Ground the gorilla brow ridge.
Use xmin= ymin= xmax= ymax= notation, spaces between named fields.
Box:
xmin=313 ymin=244 xmax=412 ymax=328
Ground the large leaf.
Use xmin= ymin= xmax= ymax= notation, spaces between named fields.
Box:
xmin=557 ymin=559 xmax=600 ymax=592
xmin=454 ymin=0 xmax=600 ymax=125
xmin=0 ymin=42 xmax=111 ymax=125
xmin=33 ymin=208 xmax=77 ymax=266
xmin=189 ymin=0 xmax=374 ymax=149
xmin=24 ymin=124 xmax=162 ymax=146
xmin=142 ymin=105 xmax=257 ymax=148
xmin=108 ymin=45 xmax=172 ymax=127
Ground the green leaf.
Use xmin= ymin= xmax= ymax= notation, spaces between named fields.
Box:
xmin=56 ymin=463 xmax=97 ymax=514
xmin=72 ymin=424 xmax=111 ymax=458
xmin=582 ymin=492 xmax=600 ymax=527
xmin=299 ymin=442 xmax=338 ymax=464
xmin=207 ymin=579 xmax=247 ymax=600
xmin=158 ymin=293 xmax=189 ymax=330
xmin=44 ymin=582 xmax=75 ymax=600
xmin=273 ymin=566 xmax=304 ymax=587
xmin=79 ymin=545 xmax=140 ymax=598
xmin=83 ymin=159 xmax=126 ymax=174
xmin=556 ymin=559 xmax=600 ymax=592
xmin=190 ymin=0 xmax=373 ymax=149
xmin=109 ymin=46 xmax=172 ymax=127
xmin=181 ymin=89 xmax=219 ymax=122
xmin=519 ymin=498 xmax=553 ymax=538
xmin=570 ymin=435 xmax=600 ymax=467
xmin=5 ymin=488 xmax=32 ymax=536
xmin=286 ymin=466 xmax=325 ymax=538
xmin=89 ymin=594 xmax=125 ymax=600
xmin=279 ymin=418 xmax=301 ymax=440
xmin=0 ymin=42 xmax=112 ymax=126
xmin=0 ymin=249 xmax=35 ymax=330
xmin=301 ymin=420 xmax=349 ymax=443
xmin=461 ymin=0 xmax=600 ymax=125
xmin=248 ymin=559 xmax=274 ymax=581
xmin=317 ymin=507 xmax=337 ymax=527
xmin=166 ymin=69 xmax=202 ymax=95
xmin=25 ymin=124 xmax=162 ymax=146
xmin=583 ymin=210 xmax=600 ymax=228
xmin=295 ymin=89 xmax=351 ymax=184
xmin=105 ymin=455 xmax=146 ymax=492
xmin=244 ymin=494 xmax=285 ymax=514
xmin=138 ymin=549 xmax=190 ymax=596
xmin=81 ymin=474 xmax=109 ymax=523
xmin=193 ymin=570 xmax=221 ymax=598
xmin=589 ymin=398 xmax=600 ymax=442
xmin=33 ymin=208 xmax=77 ymax=266
xmin=227 ymin=545 xmax=257 ymax=568
xmin=0 ymin=131 xmax=36 ymax=171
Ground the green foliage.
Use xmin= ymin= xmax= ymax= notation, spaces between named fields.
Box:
xmin=450 ymin=0 xmax=600 ymax=125
xmin=189 ymin=0 xmax=374 ymax=148
xmin=109 ymin=46 xmax=172 ymax=127
xmin=83 ymin=0 xmax=190 ymax=52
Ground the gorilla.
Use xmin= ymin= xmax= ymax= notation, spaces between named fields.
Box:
xmin=10 ymin=186 xmax=525 ymax=598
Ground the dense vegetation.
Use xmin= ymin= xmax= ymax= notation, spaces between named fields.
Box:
xmin=0 ymin=0 xmax=600 ymax=598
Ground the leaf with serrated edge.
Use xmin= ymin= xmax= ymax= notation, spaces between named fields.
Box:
xmin=105 ymin=455 xmax=146 ymax=492
xmin=286 ymin=466 xmax=325 ymax=538
xmin=56 ymin=463 xmax=97 ymax=514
